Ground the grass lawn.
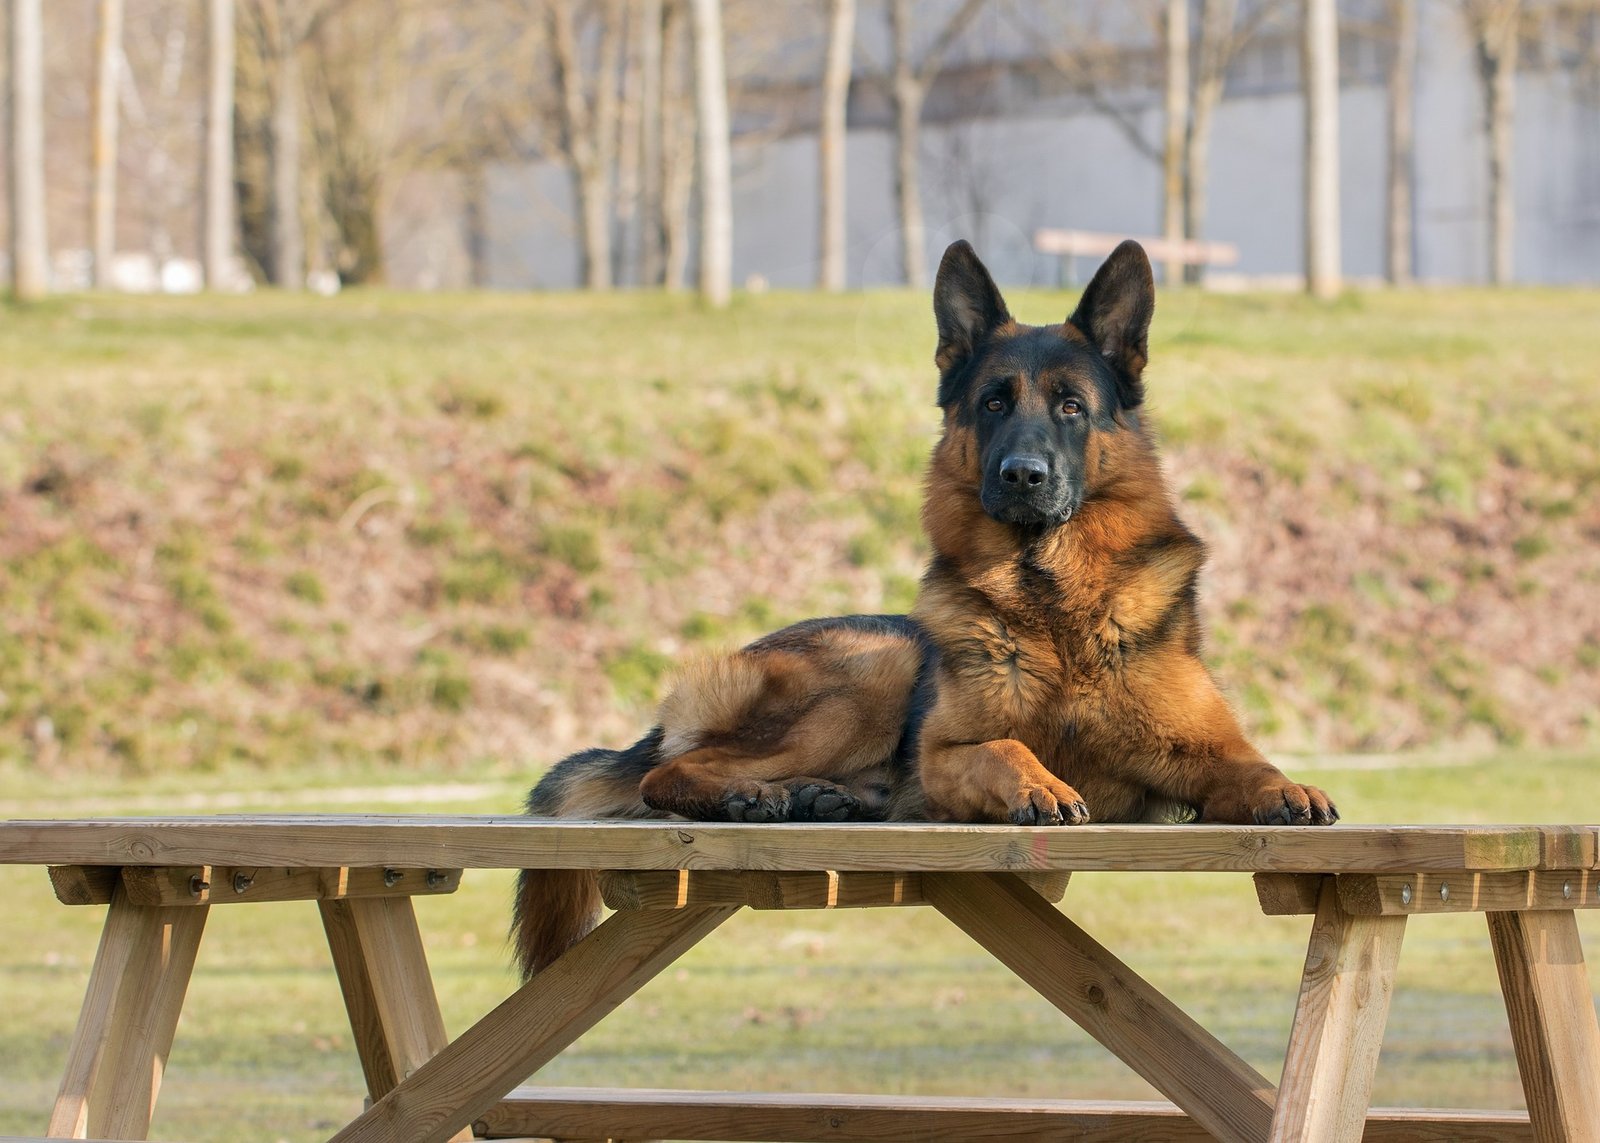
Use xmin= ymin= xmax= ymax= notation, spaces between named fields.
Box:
xmin=1 ymin=750 xmax=1596 ymax=1140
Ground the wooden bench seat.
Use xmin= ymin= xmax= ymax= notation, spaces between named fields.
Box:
xmin=478 ymin=1087 xmax=1536 ymax=1142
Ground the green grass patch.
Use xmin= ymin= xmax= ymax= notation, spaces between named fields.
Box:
xmin=1 ymin=287 xmax=1598 ymax=774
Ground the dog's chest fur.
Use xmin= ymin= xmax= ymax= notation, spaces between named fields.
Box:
xmin=971 ymin=562 xmax=1120 ymax=720
xmin=922 ymin=521 xmax=1202 ymax=754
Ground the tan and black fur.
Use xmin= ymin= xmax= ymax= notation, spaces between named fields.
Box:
xmin=513 ymin=239 xmax=1336 ymax=978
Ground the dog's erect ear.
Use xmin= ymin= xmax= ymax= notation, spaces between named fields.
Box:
xmin=1067 ymin=239 xmax=1155 ymax=409
xmin=933 ymin=241 xmax=1011 ymax=386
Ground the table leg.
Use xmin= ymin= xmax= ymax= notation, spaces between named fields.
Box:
xmin=322 ymin=897 xmax=473 ymax=1143
xmin=48 ymin=883 xmax=208 ymax=1140
xmin=327 ymin=902 xmax=738 ymax=1143
xmin=1487 ymin=909 xmax=1600 ymax=1143
xmin=923 ymin=871 xmax=1277 ymax=1143
xmin=1270 ymin=879 xmax=1406 ymax=1143
xmin=320 ymin=899 xmax=401 ymax=1102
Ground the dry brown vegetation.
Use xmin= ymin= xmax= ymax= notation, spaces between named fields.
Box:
xmin=1 ymin=286 xmax=1597 ymax=780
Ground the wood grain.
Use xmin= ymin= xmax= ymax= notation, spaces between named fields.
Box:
xmin=923 ymin=872 xmax=1275 ymax=1143
xmin=123 ymin=864 xmax=462 ymax=906
xmin=45 ymin=885 xmax=209 ymax=1141
xmin=1486 ymin=909 xmax=1600 ymax=1143
xmin=1339 ymin=870 xmax=1596 ymax=916
xmin=48 ymin=883 xmax=145 ymax=1137
xmin=1271 ymin=881 xmax=1406 ymax=1143
xmin=1255 ymin=873 xmax=1328 ymax=916
xmin=47 ymin=865 xmax=120 ymax=907
xmin=4 ymin=818 xmax=1594 ymax=873
xmin=328 ymin=903 xmax=738 ymax=1143
xmin=319 ymin=898 xmax=400 ymax=1101
xmin=46 ymin=864 xmax=462 ymax=908
xmin=476 ymin=1087 xmax=1535 ymax=1142
xmin=89 ymin=900 xmax=207 ymax=1140
xmin=599 ymin=870 xmax=927 ymax=910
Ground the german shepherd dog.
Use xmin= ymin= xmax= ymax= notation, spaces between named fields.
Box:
xmin=512 ymin=239 xmax=1337 ymax=977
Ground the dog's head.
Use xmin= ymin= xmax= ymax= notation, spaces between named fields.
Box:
xmin=931 ymin=239 xmax=1155 ymax=530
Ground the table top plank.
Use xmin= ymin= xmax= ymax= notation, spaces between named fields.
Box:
xmin=1 ymin=818 xmax=1595 ymax=873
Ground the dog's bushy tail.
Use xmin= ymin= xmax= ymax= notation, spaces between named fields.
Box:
xmin=511 ymin=728 xmax=665 ymax=979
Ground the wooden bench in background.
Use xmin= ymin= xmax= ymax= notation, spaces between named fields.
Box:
xmin=1035 ymin=228 xmax=1240 ymax=286
xmin=1 ymin=817 xmax=1597 ymax=1142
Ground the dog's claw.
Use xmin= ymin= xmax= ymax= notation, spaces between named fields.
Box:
xmin=1246 ymin=782 xmax=1338 ymax=827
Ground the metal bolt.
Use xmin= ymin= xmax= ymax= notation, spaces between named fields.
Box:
xmin=1439 ymin=883 xmax=1450 ymax=902
xmin=383 ymin=868 xmax=402 ymax=887
xmin=1563 ymin=881 xmax=1573 ymax=900
xmin=426 ymin=869 xmax=445 ymax=889
xmin=1400 ymin=883 xmax=1413 ymax=906
xmin=189 ymin=875 xmax=210 ymax=898
xmin=232 ymin=872 xmax=254 ymax=894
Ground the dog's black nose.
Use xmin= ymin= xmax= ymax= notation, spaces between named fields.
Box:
xmin=1000 ymin=455 xmax=1049 ymax=487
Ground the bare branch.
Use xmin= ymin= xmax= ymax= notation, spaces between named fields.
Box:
xmin=995 ymin=0 xmax=1161 ymax=163
xmin=917 ymin=0 xmax=989 ymax=84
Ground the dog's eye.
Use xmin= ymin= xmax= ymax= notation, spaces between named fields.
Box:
xmin=1061 ymin=398 xmax=1083 ymax=416
xmin=984 ymin=398 xmax=1004 ymax=413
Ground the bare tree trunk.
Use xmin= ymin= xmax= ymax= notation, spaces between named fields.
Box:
xmin=1472 ymin=0 xmax=1520 ymax=284
xmin=7 ymin=0 xmax=49 ymax=300
xmin=884 ymin=0 xmax=982 ymax=287
xmin=661 ymin=0 xmax=693 ymax=292
xmin=91 ymin=0 xmax=125 ymax=288
xmin=818 ymin=0 xmax=854 ymax=291
xmin=1385 ymin=0 xmax=1415 ymax=285
xmin=203 ymin=0 xmax=236 ymax=289
xmin=462 ymin=163 xmax=490 ymax=288
xmin=614 ymin=3 xmax=644 ymax=286
xmin=1302 ymin=0 xmax=1342 ymax=298
xmin=573 ymin=170 xmax=613 ymax=290
xmin=690 ymin=0 xmax=731 ymax=307
xmin=1162 ymin=0 xmax=1190 ymax=287
xmin=1184 ymin=0 xmax=1234 ymax=284
xmin=550 ymin=0 xmax=623 ymax=290
xmin=593 ymin=1 xmax=624 ymax=289
xmin=888 ymin=0 xmax=926 ymax=287
xmin=269 ymin=8 xmax=304 ymax=288
xmin=637 ymin=0 xmax=665 ymax=285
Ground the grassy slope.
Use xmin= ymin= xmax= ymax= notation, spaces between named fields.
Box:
xmin=2 ymin=287 xmax=1598 ymax=779
xmin=0 ymin=751 xmax=1595 ymax=1139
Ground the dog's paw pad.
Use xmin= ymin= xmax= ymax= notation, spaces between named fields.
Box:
xmin=723 ymin=785 xmax=790 ymax=823
xmin=787 ymin=782 xmax=863 ymax=822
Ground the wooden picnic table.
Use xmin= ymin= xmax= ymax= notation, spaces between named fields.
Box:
xmin=1 ymin=816 xmax=1597 ymax=1143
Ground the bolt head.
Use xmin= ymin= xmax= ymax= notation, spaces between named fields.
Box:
xmin=1400 ymin=883 xmax=1413 ymax=906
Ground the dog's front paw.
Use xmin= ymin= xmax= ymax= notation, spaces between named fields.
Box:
xmin=1007 ymin=779 xmax=1091 ymax=826
xmin=1226 ymin=780 xmax=1338 ymax=826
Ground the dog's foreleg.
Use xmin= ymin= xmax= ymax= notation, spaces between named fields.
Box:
xmin=918 ymin=738 xmax=1090 ymax=825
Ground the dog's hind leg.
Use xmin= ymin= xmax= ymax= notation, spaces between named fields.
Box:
xmin=642 ymin=628 xmax=923 ymax=823
xmin=639 ymin=746 xmax=871 ymax=823
xmin=639 ymin=689 xmax=890 ymax=822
